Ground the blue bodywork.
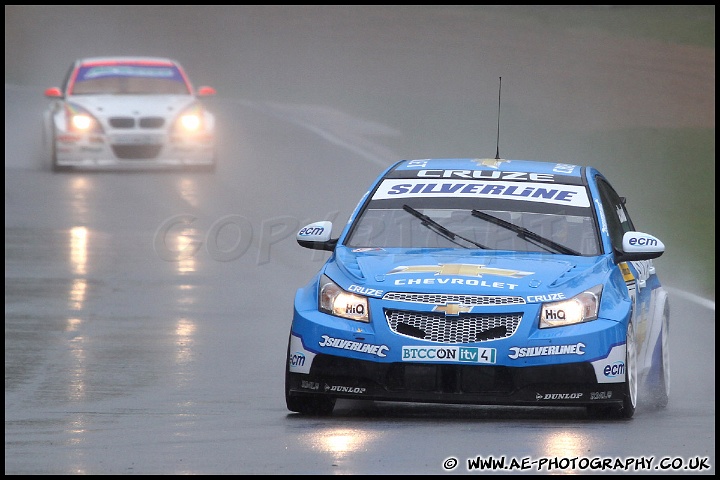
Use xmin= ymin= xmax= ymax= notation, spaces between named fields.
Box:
xmin=286 ymin=159 xmax=668 ymax=416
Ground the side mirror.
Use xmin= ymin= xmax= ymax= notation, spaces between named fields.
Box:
xmin=615 ymin=231 xmax=665 ymax=263
xmin=296 ymin=221 xmax=337 ymax=251
xmin=196 ymin=86 xmax=217 ymax=96
xmin=44 ymin=87 xmax=63 ymax=98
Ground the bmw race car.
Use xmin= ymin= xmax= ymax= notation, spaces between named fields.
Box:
xmin=43 ymin=56 xmax=217 ymax=171
xmin=286 ymin=158 xmax=669 ymax=418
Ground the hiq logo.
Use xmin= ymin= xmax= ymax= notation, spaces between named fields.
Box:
xmin=289 ymin=351 xmax=306 ymax=367
xmin=603 ymin=361 xmax=625 ymax=378
xmin=345 ymin=303 xmax=365 ymax=315
xmin=544 ymin=308 xmax=566 ymax=321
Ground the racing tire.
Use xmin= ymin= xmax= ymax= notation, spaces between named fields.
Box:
xmin=48 ymin=128 xmax=71 ymax=173
xmin=47 ymin=128 xmax=61 ymax=172
xmin=618 ymin=321 xmax=638 ymax=419
xmin=284 ymin=337 xmax=336 ymax=416
xmin=647 ymin=304 xmax=670 ymax=408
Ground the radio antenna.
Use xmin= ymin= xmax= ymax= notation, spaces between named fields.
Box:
xmin=495 ymin=76 xmax=502 ymax=160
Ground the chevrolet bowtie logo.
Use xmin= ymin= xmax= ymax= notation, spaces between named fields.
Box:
xmin=433 ymin=303 xmax=472 ymax=316
xmin=387 ymin=264 xmax=533 ymax=279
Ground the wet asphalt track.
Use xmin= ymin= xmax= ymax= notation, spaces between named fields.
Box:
xmin=5 ymin=6 xmax=715 ymax=474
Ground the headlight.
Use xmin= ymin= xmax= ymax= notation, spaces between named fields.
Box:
xmin=539 ymin=285 xmax=603 ymax=328
xmin=319 ymin=275 xmax=370 ymax=323
xmin=65 ymin=103 xmax=102 ymax=133
xmin=174 ymin=104 xmax=206 ymax=134
xmin=178 ymin=112 xmax=202 ymax=131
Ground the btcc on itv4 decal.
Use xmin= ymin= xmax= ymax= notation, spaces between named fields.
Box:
xmin=285 ymin=157 xmax=669 ymax=419
xmin=43 ymin=56 xmax=217 ymax=172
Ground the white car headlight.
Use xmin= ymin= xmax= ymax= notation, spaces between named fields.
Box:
xmin=70 ymin=113 xmax=94 ymax=130
xmin=539 ymin=285 xmax=603 ymax=328
xmin=65 ymin=103 xmax=102 ymax=133
xmin=319 ymin=275 xmax=370 ymax=323
xmin=173 ymin=104 xmax=207 ymax=134
xmin=178 ymin=112 xmax=202 ymax=132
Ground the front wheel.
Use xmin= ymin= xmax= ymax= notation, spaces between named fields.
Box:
xmin=47 ymin=126 xmax=60 ymax=172
xmin=619 ymin=321 xmax=638 ymax=418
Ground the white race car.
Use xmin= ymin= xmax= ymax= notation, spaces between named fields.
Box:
xmin=43 ymin=56 xmax=217 ymax=172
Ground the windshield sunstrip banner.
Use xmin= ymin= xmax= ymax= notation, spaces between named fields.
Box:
xmin=77 ymin=65 xmax=183 ymax=81
xmin=372 ymin=179 xmax=590 ymax=208
xmin=385 ymin=167 xmax=584 ymax=185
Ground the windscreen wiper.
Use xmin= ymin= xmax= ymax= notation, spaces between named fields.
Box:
xmin=403 ymin=205 xmax=488 ymax=249
xmin=470 ymin=209 xmax=580 ymax=256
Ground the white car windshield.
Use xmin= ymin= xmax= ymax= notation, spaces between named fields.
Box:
xmin=70 ymin=64 xmax=190 ymax=95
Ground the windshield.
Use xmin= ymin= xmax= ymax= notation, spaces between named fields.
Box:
xmin=345 ymin=178 xmax=601 ymax=255
xmin=70 ymin=64 xmax=191 ymax=95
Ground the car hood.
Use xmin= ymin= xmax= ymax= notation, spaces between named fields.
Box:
xmin=327 ymin=247 xmax=613 ymax=297
xmin=67 ymin=94 xmax=197 ymax=118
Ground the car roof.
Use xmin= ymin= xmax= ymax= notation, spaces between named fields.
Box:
xmin=76 ymin=56 xmax=180 ymax=67
xmin=389 ymin=158 xmax=585 ymax=178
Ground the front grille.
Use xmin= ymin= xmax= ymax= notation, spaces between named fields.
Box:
xmin=111 ymin=145 xmax=162 ymax=159
xmin=139 ymin=117 xmax=165 ymax=128
xmin=382 ymin=292 xmax=525 ymax=306
xmin=109 ymin=117 xmax=135 ymax=128
xmin=108 ymin=117 xmax=166 ymax=129
xmin=386 ymin=310 xmax=522 ymax=343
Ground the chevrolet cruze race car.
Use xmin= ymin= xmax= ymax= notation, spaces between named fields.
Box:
xmin=43 ymin=56 xmax=217 ymax=171
xmin=286 ymin=158 xmax=669 ymax=419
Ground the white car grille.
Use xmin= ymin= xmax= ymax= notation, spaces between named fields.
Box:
xmin=108 ymin=116 xmax=166 ymax=129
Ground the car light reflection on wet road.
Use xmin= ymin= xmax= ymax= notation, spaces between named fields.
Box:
xmin=69 ymin=176 xmax=91 ymax=221
xmin=175 ymin=314 xmax=197 ymax=372
xmin=542 ymin=430 xmax=590 ymax=460
xmin=69 ymin=226 xmax=88 ymax=275
xmin=307 ymin=427 xmax=380 ymax=461
xmin=178 ymin=177 xmax=200 ymax=208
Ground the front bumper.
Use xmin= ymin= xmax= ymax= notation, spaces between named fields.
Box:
xmin=53 ymin=132 xmax=215 ymax=170
xmin=287 ymin=299 xmax=629 ymax=408
xmin=287 ymin=347 xmax=624 ymax=408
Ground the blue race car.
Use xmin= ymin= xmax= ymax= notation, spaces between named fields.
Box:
xmin=286 ymin=158 xmax=669 ymax=418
